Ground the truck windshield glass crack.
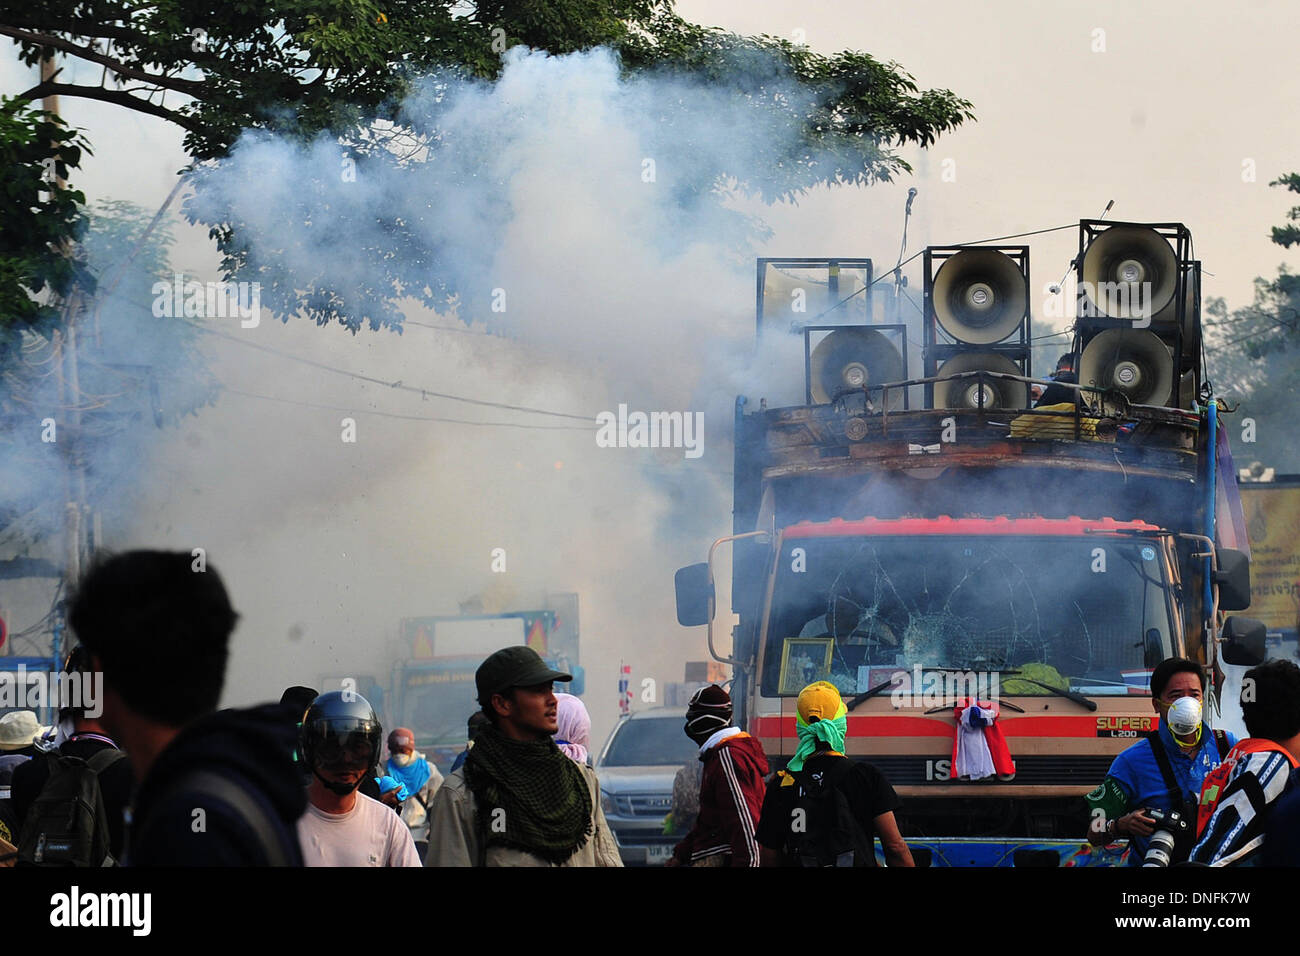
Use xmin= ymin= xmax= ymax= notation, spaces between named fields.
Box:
xmin=763 ymin=535 xmax=1172 ymax=697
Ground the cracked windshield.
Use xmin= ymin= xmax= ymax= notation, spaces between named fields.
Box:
xmin=762 ymin=535 xmax=1174 ymax=697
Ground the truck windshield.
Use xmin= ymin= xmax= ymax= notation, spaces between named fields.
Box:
xmin=399 ymin=669 xmax=479 ymax=749
xmin=761 ymin=534 xmax=1174 ymax=698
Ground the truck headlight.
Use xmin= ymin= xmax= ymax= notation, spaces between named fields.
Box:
xmin=600 ymin=790 xmax=615 ymax=814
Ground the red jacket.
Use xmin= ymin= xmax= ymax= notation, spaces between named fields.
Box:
xmin=672 ymin=730 xmax=769 ymax=867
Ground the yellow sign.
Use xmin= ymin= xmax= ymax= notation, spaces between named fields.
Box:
xmin=1096 ymin=716 xmax=1154 ymax=732
xmin=1240 ymin=485 xmax=1300 ymax=632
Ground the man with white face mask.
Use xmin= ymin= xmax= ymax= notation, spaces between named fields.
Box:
xmin=1085 ymin=658 xmax=1235 ymax=865
xmin=385 ymin=728 xmax=443 ymax=857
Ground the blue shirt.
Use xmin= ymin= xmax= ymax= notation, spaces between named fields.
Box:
xmin=1105 ymin=721 xmax=1236 ymax=865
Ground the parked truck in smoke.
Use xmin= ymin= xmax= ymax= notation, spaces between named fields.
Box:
xmin=385 ymin=600 xmax=583 ymax=771
xmin=676 ymin=238 xmax=1267 ymax=866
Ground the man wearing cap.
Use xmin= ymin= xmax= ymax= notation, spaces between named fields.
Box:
xmin=424 ymin=646 xmax=621 ymax=867
xmin=755 ymin=681 xmax=913 ymax=867
xmin=384 ymin=726 xmax=442 ymax=856
xmin=666 ymin=684 xmax=769 ymax=867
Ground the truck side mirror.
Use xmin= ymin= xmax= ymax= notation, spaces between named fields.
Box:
xmin=1220 ymin=616 xmax=1266 ymax=667
xmin=1215 ymin=548 xmax=1251 ymax=612
xmin=675 ymin=563 xmax=712 ymax=627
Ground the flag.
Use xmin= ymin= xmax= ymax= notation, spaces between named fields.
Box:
xmin=618 ymin=663 xmax=631 ymax=716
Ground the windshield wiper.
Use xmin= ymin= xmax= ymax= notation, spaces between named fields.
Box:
xmin=847 ymin=678 xmax=900 ymax=712
xmin=1000 ymin=675 xmax=1098 ymax=711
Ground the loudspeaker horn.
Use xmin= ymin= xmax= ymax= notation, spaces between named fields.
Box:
xmin=932 ymin=248 xmax=1027 ymax=345
xmin=1080 ymin=329 xmax=1175 ymax=406
xmin=1151 ymin=263 xmax=1200 ymax=355
xmin=934 ymin=353 xmax=1028 ymax=410
xmin=1080 ymin=225 xmax=1178 ymax=321
xmin=810 ymin=328 xmax=906 ymax=406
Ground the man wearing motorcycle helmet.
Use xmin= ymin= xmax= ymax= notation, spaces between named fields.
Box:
xmin=296 ymin=691 xmax=421 ymax=866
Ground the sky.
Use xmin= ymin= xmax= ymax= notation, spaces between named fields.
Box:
xmin=2 ymin=0 xmax=1298 ymax=749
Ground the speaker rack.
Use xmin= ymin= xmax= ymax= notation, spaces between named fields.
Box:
xmin=1073 ymin=220 xmax=1197 ymax=408
xmin=755 ymin=257 xmax=874 ymax=338
xmin=922 ymin=245 xmax=1032 ymax=410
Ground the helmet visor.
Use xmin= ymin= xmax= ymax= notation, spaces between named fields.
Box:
xmin=308 ymin=717 xmax=378 ymax=772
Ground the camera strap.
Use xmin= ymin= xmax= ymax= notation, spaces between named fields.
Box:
xmin=1145 ymin=732 xmax=1195 ymax=816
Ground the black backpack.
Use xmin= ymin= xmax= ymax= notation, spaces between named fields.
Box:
xmin=16 ymin=748 xmax=126 ymax=867
xmin=786 ymin=759 xmax=876 ymax=867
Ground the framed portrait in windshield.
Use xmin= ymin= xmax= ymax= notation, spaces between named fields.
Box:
xmin=779 ymin=637 xmax=834 ymax=695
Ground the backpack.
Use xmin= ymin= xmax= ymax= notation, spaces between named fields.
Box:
xmin=1196 ymin=738 xmax=1300 ymax=836
xmin=784 ymin=759 xmax=876 ymax=867
xmin=16 ymin=748 xmax=127 ymax=867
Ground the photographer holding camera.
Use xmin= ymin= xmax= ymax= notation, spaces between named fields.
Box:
xmin=1086 ymin=658 xmax=1235 ymax=866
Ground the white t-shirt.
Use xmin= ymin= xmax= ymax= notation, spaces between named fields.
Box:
xmin=297 ymin=792 xmax=422 ymax=867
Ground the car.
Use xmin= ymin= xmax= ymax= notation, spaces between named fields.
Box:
xmin=594 ymin=707 xmax=700 ymax=866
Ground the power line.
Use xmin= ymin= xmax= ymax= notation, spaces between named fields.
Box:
xmin=187 ymin=322 xmax=594 ymax=422
xmin=218 ymin=383 xmax=737 ymax=475
xmin=802 ymin=222 xmax=1080 ymax=326
xmin=403 ymin=319 xmax=491 ymax=335
xmin=217 ymin=383 xmax=593 ymax=429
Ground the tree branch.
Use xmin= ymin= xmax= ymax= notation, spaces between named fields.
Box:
xmin=13 ymin=81 xmax=204 ymax=133
xmin=0 ymin=25 xmax=207 ymax=95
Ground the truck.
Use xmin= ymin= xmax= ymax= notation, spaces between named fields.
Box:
xmin=675 ymin=242 xmax=1267 ymax=866
xmin=383 ymin=597 xmax=583 ymax=771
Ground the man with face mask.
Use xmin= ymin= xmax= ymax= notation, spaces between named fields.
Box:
xmin=296 ymin=692 xmax=421 ymax=867
xmin=665 ymin=684 xmax=769 ymax=867
xmin=1085 ymin=658 xmax=1235 ymax=865
xmin=384 ymin=727 xmax=442 ymax=856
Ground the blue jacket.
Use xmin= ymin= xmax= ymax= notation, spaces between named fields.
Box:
xmin=1105 ymin=721 xmax=1235 ymax=865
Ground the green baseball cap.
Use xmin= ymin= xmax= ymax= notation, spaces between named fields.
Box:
xmin=476 ymin=645 xmax=571 ymax=706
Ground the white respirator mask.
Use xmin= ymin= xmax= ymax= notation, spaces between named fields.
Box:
xmin=1167 ymin=696 xmax=1202 ymax=736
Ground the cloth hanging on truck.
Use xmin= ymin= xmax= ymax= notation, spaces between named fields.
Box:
xmin=950 ymin=700 xmax=1015 ymax=780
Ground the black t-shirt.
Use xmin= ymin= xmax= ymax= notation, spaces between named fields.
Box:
xmin=755 ymin=754 xmax=901 ymax=865
xmin=10 ymin=737 xmax=134 ymax=862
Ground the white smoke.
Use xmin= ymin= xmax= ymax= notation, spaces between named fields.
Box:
xmin=15 ymin=46 xmax=914 ymax=747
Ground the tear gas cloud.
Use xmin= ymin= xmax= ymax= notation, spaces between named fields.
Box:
xmin=5 ymin=46 xmax=927 ymax=743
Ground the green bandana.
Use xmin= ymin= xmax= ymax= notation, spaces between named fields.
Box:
xmin=464 ymin=725 xmax=593 ymax=863
xmin=787 ymin=706 xmax=847 ymax=773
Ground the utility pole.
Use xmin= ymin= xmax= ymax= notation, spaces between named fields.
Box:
xmin=42 ymin=50 xmax=86 ymax=672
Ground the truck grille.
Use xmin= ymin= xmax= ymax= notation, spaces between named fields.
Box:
xmin=612 ymin=793 xmax=673 ymax=817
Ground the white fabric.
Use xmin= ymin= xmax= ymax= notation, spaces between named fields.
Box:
xmin=953 ymin=705 xmax=997 ymax=780
xmin=554 ymin=693 xmax=591 ymax=765
xmin=392 ymin=751 xmax=443 ymax=843
xmin=297 ymin=792 xmax=422 ymax=867
xmin=699 ymin=726 xmax=743 ymax=755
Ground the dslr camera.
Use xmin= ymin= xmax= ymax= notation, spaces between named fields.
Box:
xmin=1141 ymin=808 xmax=1192 ymax=867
